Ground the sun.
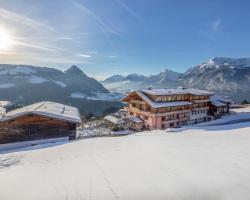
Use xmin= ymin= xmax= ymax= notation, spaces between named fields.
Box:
xmin=0 ymin=27 xmax=14 ymax=51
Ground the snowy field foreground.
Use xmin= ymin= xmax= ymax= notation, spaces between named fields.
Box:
xmin=1 ymin=123 xmax=250 ymax=199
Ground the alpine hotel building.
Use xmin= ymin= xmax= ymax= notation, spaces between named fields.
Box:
xmin=121 ymin=88 xmax=215 ymax=130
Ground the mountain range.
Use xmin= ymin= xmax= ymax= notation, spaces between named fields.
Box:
xmin=1 ymin=57 xmax=249 ymax=115
xmin=102 ymin=57 xmax=250 ymax=101
xmin=0 ymin=64 xmax=121 ymax=115
xmin=102 ymin=69 xmax=181 ymax=92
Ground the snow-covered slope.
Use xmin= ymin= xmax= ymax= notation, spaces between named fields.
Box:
xmin=1 ymin=120 xmax=250 ymax=199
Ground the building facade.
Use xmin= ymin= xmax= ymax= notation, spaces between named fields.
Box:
xmin=121 ymin=88 xmax=214 ymax=130
xmin=208 ymin=95 xmax=232 ymax=117
xmin=0 ymin=102 xmax=81 ymax=144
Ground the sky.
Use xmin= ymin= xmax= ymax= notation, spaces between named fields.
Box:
xmin=0 ymin=0 xmax=249 ymax=80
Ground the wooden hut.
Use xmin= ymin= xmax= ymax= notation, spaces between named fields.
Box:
xmin=209 ymin=95 xmax=232 ymax=117
xmin=104 ymin=115 xmax=128 ymax=131
xmin=0 ymin=101 xmax=81 ymax=144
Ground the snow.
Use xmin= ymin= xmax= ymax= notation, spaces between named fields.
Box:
xmin=143 ymin=88 xmax=214 ymax=96
xmin=0 ymin=83 xmax=15 ymax=88
xmin=182 ymin=107 xmax=250 ymax=128
xmin=28 ymin=75 xmax=48 ymax=84
xmin=210 ymin=98 xmax=226 ymax=107
xmin=53 ymin=80 xmax=67 ymax=88
xmin=0 ymin=137 xmax=68 ymax=154
xmin=1 ymin=119 xmax=250 ymax=199
xmin=0 ymin=101 xmax=11 ymax=107
xmin=210 ymin=95 xmax=233 ymax=104
xmin=134 ymin=90 xmax=192 ymax=108
xmin=104 ymin=115 xmax=125 ymax=125
xmin=0 ymin=66 xmax=36 ymax=75
xmin=2 ymin=101 xmax=81 ymax=123
xmin=70 ymin=92 xmax=123 ymax=101
xmin=125 ymin=115 xmax=143 ymax=123
xmin=70 ymin=92 xmax=86 ymax=99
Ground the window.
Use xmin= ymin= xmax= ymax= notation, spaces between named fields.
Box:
xmin=29 ymin=127 xmax=38 ymax=136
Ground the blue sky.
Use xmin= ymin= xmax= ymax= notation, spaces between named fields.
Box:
xmin=0 ymin=0 xmax=249 ymax=79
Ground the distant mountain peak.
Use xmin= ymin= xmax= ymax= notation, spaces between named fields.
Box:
xmin=206 ymin=57 xmax=250 ymax=68
xmin=65 ymin=65 xmax=86 ymax=75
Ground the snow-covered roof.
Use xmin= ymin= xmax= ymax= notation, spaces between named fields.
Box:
xmin=136 ymin=91 xmax=192 ymax=108
xmin=211 ymin=100 xmax=226 ymax=107
xmin=2 ymin=101 xmax=81 ymax=123
xmin=104 ymin=115 xmax=125 ymax=125
xmin=0 ymin=101 xmax=11 ymax=107
xmin=125 ymin=116 xmax=143 ymax=123
xmin=143 ymin=88 xmax=214 ymax=96
xmin=210 ymin=95 xmax=234 ymax=107
xmin=210 ymin=95 xmax=233 ymax=104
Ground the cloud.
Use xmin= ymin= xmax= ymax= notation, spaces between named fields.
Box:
xmin=15 ymin=41 xmax=64 ymax=52
xmin=77 ymin=53 xmax=92 ymax=58
xmin=109 ymin=55 xmax=117 ymax=58
xmin=70 ymin=0 xmax=121 ymax=49
xmin=70 ymin=0 xmax=120 ymax=36
xmin=197 ymin=18 xmax=222 ymax=42
xmin=0 ymin=8 xmax=54 ymax=31
xmin=114 ymin=0 xmax=143 ymax=22
xmin=211 ymin=19 xmax=221 ymax=33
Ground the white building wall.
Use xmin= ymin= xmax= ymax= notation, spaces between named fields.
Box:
xmin=189 ymin=109 xmax=208 ymax=124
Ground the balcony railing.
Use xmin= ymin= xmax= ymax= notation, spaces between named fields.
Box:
xmin=124 ymin=106 xmax=190 ymax=117
xmin=162 ymin=117 xmax=189 ymax=124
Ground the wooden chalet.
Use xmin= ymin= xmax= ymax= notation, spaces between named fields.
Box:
xmin=0 ymin=101 xmax=81 ymax=144
xmin=209 ymin=95 xmax=232 ymax=117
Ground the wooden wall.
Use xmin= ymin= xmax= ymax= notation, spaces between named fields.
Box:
xmin=0 ymin=114 xmax=77 ymax=144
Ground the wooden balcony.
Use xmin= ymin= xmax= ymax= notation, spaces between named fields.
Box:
xmin=162 ymin=117 xmax=189 ymax=124
xmin=124 ymin=106 xmax=190 ymax=117
xmin=130 ymin=100 xmax=146 ymax=105
xmin=193 ymin=99 xmax=210 ymax=103
xmin=191 ymin=106 xmax=209 ymax=111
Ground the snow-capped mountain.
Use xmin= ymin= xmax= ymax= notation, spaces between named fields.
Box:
xmin=103 ymin=57 xmax=250 ymax=101
xmin=102 ymin=69 xmax=181 ymax=92
xmin=179 ymin=57 xmax=250 ymax=101
xmin=0 ymin=64 xmax=121 ymax=115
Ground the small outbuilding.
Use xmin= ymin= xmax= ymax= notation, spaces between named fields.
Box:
xmin=123 ymin=116 xmax=144 ymax=131
xmin=209 ymin=95 xmax=232 ymax=117
xmin=0 ymin=101 xmax=81 ymax=144
xmin=104 ymin=115 xmax=128 ymax=131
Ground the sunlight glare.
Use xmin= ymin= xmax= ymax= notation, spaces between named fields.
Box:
xmin=0 ymin=27 xmax=14 ymax=51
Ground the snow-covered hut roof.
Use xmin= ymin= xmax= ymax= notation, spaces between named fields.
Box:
xmin=135 ymin=91 xmax=192 ymax=108
xmin=104 ymin=115 xmax=125 ymax=125
xmin=210 ymin=96 xmax=226 ymax=107
xmin=210 ymin=95 xmax=233 ymax=107
xmin=210 ymin=95 xmax=233 ymax=104
xmin=0 ymin=101 xmax=11 ymax=107
xmin=125 ymin=116 xmax=143 ymax=123
xmin=2 ymin=101 xmax=81 ymax=123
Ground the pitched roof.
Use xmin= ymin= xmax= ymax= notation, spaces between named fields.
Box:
xmin=210 ymin=95 xmax=233 ymax=104
xmin=104 ymin=115 xmax=125 ymax=125
xmin=125 ymin=116 xmax=143 ymax=123
xmin=210 ymin=95 xmax=232 ymax=107
xmin=134 ymin=91 xmax=192 ymax=108
xmin=143 ymin=88 xmax=214 ymax=96
xmin=2 ymin=101 xmax=81 ymax=123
